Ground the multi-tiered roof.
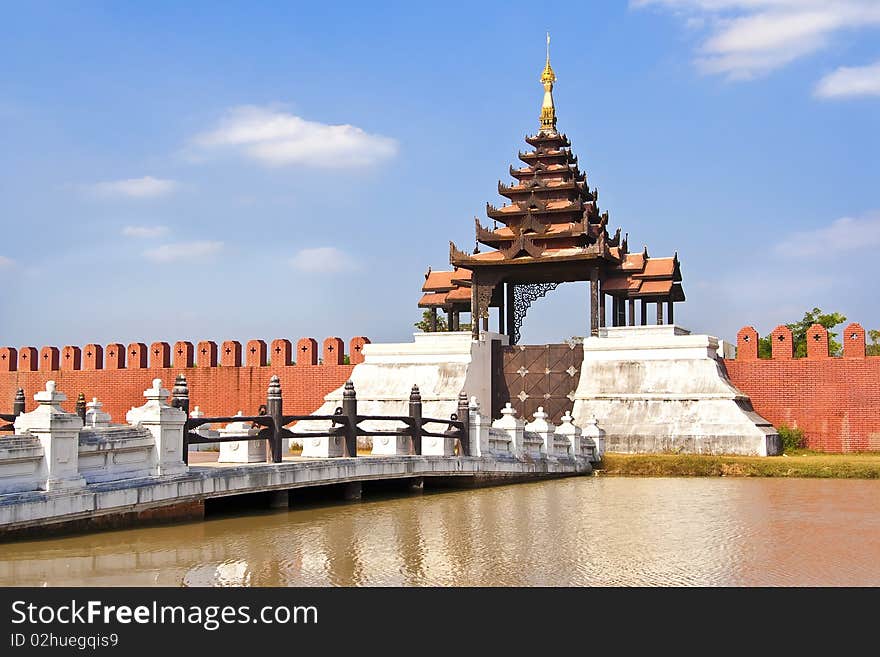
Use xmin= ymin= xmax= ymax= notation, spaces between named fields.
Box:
xmin=449 ymin=45 xmax=625 ymax=270
xmin=419 ymin=39 xmax=684 ymax=336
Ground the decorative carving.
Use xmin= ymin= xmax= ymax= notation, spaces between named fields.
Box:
xmin=475 ymin=217 xmax=497 ymax=242
xmin=608 ymin=227 xmax=621 ymax=247
xmin=449 ymin=240 xmax=470 ymax=262
xmin=501 ymin=233 xmax=543 ymax=259
xmin=519 ymin=212 xmax=546 ymax=236
xmin=510 ymin=282 xmax=560 ymax=345
xmin=476 ymin=283 xmax=494 ymax=319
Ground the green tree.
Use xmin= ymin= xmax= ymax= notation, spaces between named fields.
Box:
xmin=757 ymin=307 xmax=847 ymax=358
xmin=868 ymin=329 xmax=880 ymax=357
xmin=414 ymin=309 xmax=472 ymax=332
xmin=414 ymin=309 xmax=447 ymax=332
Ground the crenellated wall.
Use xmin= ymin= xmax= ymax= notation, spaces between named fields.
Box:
xmin=0 ymin=336 xmax=370 ymax=423
xmin=724 ymin=323 xmax=880 ymax=452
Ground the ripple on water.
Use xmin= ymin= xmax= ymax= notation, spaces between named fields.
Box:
xmin=1 ymin=477 xmax=879 ymax=586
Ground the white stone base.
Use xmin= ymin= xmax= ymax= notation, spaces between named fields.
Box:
xmin=370 ymin=435 xmax=413 ymax=456
xmin=572 ymin=325 xmax=781 ymax=457
xmin=300 ymin=435 xmax=346 ymax=458
xmin=420 ymin=435 xmax=456 ymax=456
xmin=0 ymin=437 xmax=45 ymax=494
xmin=219 ymin=439 xmax=267 ymax=463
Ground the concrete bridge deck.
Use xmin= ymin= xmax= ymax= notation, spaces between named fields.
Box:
xmin=0 ymin=454 xmax=593 ymax=537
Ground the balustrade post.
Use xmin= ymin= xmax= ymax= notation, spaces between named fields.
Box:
xmin=75 ymin=393 xmax=86 ymax=424
xmin=457 ymin=391 xmax=470 ymax=456
xmin=171 ymin=374 xmax=190 ymax=464
xmin=12 ymin=388 xmax=25 ymax=417
xmin=342 ymin=380 xmax=358 ymax=458
xmin=409 ymin=385 xmax=422 ymax=455
xmin=266 ymin=375 xmax=283 ymax=463
xmin=171 ymin=373 xmax=190 ymax=417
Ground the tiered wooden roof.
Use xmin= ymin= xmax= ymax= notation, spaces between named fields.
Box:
xmin=450 ymin=126 xmax=626 ymax=268
xmin=418 ymin=38 xmax=685 ymax=320
xmin=603 ymin=249 xmax=685 ymax=302
xmin=418 ymin=268 xmax=472 ymax=309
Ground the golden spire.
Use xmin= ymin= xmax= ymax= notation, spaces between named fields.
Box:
xmin=539 ymin=32 xmax=557 ymax=134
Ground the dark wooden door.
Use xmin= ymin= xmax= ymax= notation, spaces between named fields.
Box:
xmin=491 ymin=342 xmax=583 ymax=424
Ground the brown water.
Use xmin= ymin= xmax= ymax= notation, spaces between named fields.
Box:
xmin=1 ymin=477 xmax=879 ymax=586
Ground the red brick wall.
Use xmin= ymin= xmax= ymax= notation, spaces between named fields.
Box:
xmin=0 ymin=336 xmax=368 ymax=423
xmin=725 ymin=323 xmax=880 ymax=452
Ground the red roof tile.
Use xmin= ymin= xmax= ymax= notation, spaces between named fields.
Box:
xmin=418 ymin=292 xmax=449 ymax=307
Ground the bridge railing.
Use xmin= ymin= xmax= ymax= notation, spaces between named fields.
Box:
xmin=173 ymin=375 xmax=469 ymax=463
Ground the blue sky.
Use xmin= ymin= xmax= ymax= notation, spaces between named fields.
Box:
xmin=1 ymin=0 xmax=878 ymax=349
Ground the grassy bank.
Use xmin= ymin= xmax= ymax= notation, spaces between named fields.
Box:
xmin=597 ymin=451 xmax=880 ymax=479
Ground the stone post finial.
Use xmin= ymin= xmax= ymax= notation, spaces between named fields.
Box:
xmin=525 ymin=406 xmax=557 ymax=456
xmin=143 ymin=378 xmax=170 ymax=401
xmin=579 ymin=413 xmax=605 ymax=461
xmin=469 ymin=395 xmax=480 ymax=412
xmin=85 ymin=396 xmax=112 ymax=427
xmin=492 ymin=402 xmax=524 ymax=457
xmin=35 ymin=380 xmax=66 ymax=405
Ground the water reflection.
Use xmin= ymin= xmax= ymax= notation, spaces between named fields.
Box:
xmin=0 ymin=478 xmax=878 ymax=586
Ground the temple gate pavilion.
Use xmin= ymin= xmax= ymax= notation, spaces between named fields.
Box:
xmin=419 ymin=39 xmax=685 ymax=344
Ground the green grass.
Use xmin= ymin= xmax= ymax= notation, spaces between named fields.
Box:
xmin=597 ymin=452 xmax=880 ymax=479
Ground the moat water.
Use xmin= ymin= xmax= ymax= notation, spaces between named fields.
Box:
xmin=1 ymin=477 xmax=878 ymax=586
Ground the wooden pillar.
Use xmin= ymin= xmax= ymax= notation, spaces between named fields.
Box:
xmin=656 ymin=299 xmax=664 ymax=325
xmin=628 ymin=298 xmax=635 ymax=327
xmin=640 ymin=299 xmax=647 ymax=326
xmin=617 ymin=299 xmax=626 ymax=327
xmin=667 ymin=296 xmax=674 ymax=325
xmin=446 ymin=308 xmax=454 ymax=332
xmin=599 ymin=291 xmax=606 ymax=328
xmin=429 ymin=308 xmax=437 ymax=332
xmin=471 ymin=280 xmax=480 ymax=340
xmin=453 ymin=311 xmax=460 ymax=331
xmin=498 ymin=286 xmax=505 ymax=335
xmin=590 ymin=269 xmax=599 ymax=337
xmin=506 ymin=283 xmax=515 ymax=341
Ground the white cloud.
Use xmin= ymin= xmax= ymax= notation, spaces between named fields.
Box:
xmin=290 ymin=247 xmax=356 ymax=273
xmin=774 ymin=213 xmax=880 ymax=257
xmin=192 ymin=106 xmax=398 ymax=168
xmin=122 ymin=225 xmax=170 ymax=238
xmin=81 ymin=176 xmax=178 ymax=199
xmin=0 ymin=255 xmax=13 ymax=268
xmin=632 ymin=1 xmax=880 ymax=80
xmin=815 ymin=60 xmax=880 ymax=98
xmin=143 ymin=241 xmax=223 ymax=262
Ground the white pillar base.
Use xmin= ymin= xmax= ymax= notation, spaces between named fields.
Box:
xmin=370 ymin=435 xmax=412 ymax=456
xmin=421 ymin=435 xmax=456 ymax=456
xmin=301 ymin=435 xmax=346 ymax=458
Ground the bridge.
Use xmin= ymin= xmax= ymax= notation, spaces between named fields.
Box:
xmin=0 ymin=374 xmax=598 ymax=538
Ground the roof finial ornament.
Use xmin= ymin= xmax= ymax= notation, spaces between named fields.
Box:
xmin=539 ymin=32 xmax=557 ymax=135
